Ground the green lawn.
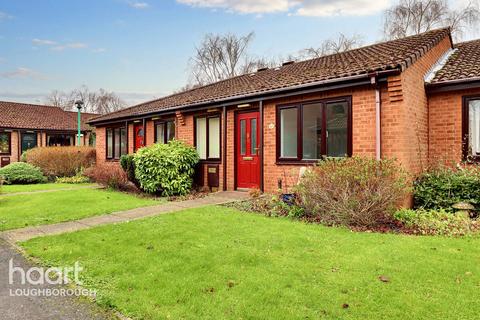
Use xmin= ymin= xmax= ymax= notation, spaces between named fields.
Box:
xmin=0 ymin=188 xmax=159 ymax=231
xmin=0 ymin=183 xmax=96 ymax=194
xmin=22 ymin=206 xmax=480 ymax=320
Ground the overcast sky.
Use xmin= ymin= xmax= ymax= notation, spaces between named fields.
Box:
xmin=0 ymin=0 xmax=477 ymax=106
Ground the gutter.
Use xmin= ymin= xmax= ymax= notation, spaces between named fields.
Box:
xmin=89 ymin=69 xmax=399 ymax=126
xmin=426 ymin=77 xmax=480 ymax=93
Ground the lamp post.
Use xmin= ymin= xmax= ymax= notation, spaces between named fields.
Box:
xmin=75 ymin=101 xmax=84 ymax=146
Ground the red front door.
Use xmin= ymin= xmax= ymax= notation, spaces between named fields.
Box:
xmin=236 ymin=111 xmax=260 ymax=189
xmin=134 ymin=124 xmax=145 ymax=152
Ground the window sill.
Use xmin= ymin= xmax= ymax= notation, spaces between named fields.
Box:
xmin=275 ymin=160 xmax=318 ymax=165
xmin=199 ymin=159 xmax=222 ymax=164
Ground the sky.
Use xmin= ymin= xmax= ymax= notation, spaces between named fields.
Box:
xmin=0 ymin=0 xmax=477 ymax=106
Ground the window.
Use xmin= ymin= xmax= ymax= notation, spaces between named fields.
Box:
xmin=21 ymin=132 xmax=37 ymax=152
xmin=0 ymin=132 xmax=11 ymax=154
xmin=47 ymin=134 xmax=74 ymax=146
xmin=277 ymin=97 xmax=351 ymax=162
xmin=155 ymin=120 xmax=176 ymax=144
xmin=463 ymin=97 xmax=480 ymax=161
xmin=195 ymin=115 xmax=221 ymax=161
xmin=106 ymin=127 xmax=127 ymax=160
xmin=280 ymin=108 xmax=298 ymax=158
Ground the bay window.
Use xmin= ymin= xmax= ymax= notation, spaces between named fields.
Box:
xmin=0 ymin=132 xmax=11 ymax=154
xmin=155 ymin=120 xmax=176 ymax=144
xmin=195 ymin=115 xmax=221 ymax=161
xmin=106 ymin=127 xmax=127 ymax=160
xmin=277 ymin=97 xmax=351 ymax=162
xmin=463 ymin=96 xmax=480 ymax=161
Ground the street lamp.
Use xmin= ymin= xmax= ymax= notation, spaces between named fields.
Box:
xmin=75 ymin=100 xmax=84 ymax=146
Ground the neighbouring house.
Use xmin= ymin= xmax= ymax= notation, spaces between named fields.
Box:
xmin=88 ymin=28 xmax=480 ymax=193
xmin=0 ymin=101 xmax=97 ymax=167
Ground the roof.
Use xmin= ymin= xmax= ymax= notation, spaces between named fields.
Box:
xmin=90 ymin=28 xmax=452 ymax=124
xmin=429 ymin=39 xmax=480 ymax=85
xmin=0 ymin=101 xmax=97 ymax=131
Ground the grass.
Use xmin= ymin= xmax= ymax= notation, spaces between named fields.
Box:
xmin=0 ymin=183 xmax=96 ymax=194
xmin=0 ymin=188 xmax=159 ymax=231
xmin=22 ymin=206 xmax=480 ymax=320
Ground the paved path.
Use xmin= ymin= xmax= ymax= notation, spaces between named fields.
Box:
xmin=1 ymin=191 xmax=249 ymax=243
xmin=0 ymin=185 xmax=102 ymax=197
xmin=0 ymin=239 xmax=114 ymax=320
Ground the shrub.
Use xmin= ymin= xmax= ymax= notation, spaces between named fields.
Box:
xmin=120 ymin=154 xmax=139 ymax=186
xmin=55 ymin=172 xmax=90 ymax=184
xmin=134 ymin=140 xmax=199 ymax=196
xmin=25 ymin=146 xmax=96 ymax=178
xmin=414 ymin=166 xmax=480 ymax=212
xmin=0 ymin=162 xmax=47 ymax=184
xmin=295 ymin=157 xmax=410 ymax=227
xmin=394 ymin=208 xmax=479 ymax=236
xmin=226 ymin=193 xmax=306 ymax=219
xmin=84 ymin=164 xmax=132 ymax=191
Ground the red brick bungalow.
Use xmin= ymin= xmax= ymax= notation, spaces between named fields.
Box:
xmin=89 ymin=28 xmax=479 ymax=193
xmin=0 ymin=101 xmax=96 ymax=167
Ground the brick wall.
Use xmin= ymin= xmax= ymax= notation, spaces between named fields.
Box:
xmin=383 ymin=36 xmax=452 ymax=174
xmin=95 ymin=127 xmax=107 ymax=165
xmin=428 ymin=88 xmax=480 ymax=165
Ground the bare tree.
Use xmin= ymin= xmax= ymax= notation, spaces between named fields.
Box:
xmin=383 ymin=0 xmax=479 ymax=41
xmin=185 ymin=31 xmax=362 ymax=90
xmin=45 ymin=85 xmax=127 ymax=114
xmin=299 ymin=33 xmax=364 ymax=59
xmin=189 ymin=32 xmax=259 ymax=86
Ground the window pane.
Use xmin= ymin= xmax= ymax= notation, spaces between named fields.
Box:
xmin=196 ymin=118 xmax=207 ymax=159
xmin=251 ymin=118 xmax=257 ymax=155
xmin=240 ymin=120 xmax=246 ymax=155
xmin=326 ymin=102 xmax=348 ymax=157
xmin=0 ymin=133 xmax=10 ymax=154
xmin=120 ymin=128 xmax=127 ymax=156
xmin=208 ymin=117 xmax=220 ymax=158
xmin=280 ymin=108 xmax=298 ymax=158
xmin=469 ymin=100 xmax=480 ymax=155
xmin=302 ymin=103 xmax=322 ymax=159
xmin=107 ymin=129 xmax=113 ymax=158
xmin=21 ymin=133 xmax=37 ymax=152
xmin=114 ymin=128 xmax=121 ymax=159
xmin=156 ymin=123 xmax=165 ymax=144
xmin=167 ymin=121 xmax=175 ymax=142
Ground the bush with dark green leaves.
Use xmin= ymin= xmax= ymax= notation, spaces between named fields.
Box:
xmin=0 ymin=162 xmax=47 ymax=184
xmin=134 ymin=140 xmax=199 ymax=196
xmin=414 ymin=166 xmax=480 ymax=211
xmin=120 ymin=154 xmax=138 ymax=186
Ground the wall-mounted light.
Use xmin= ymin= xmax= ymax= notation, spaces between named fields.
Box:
xmin=237 ymin=104 xmax=251 ymax=109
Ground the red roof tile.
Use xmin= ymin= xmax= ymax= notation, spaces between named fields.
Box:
xmin=90 ymin=28 xmax=452 ymax=124
xmin=429 ymin=39 xmax=480 ymax=84
xmin=0 ymin=101 xmax=97 ymax=131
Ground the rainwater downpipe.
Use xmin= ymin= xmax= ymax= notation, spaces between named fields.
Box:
xmin=372 ymin=76 xmax=382 ymax=160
